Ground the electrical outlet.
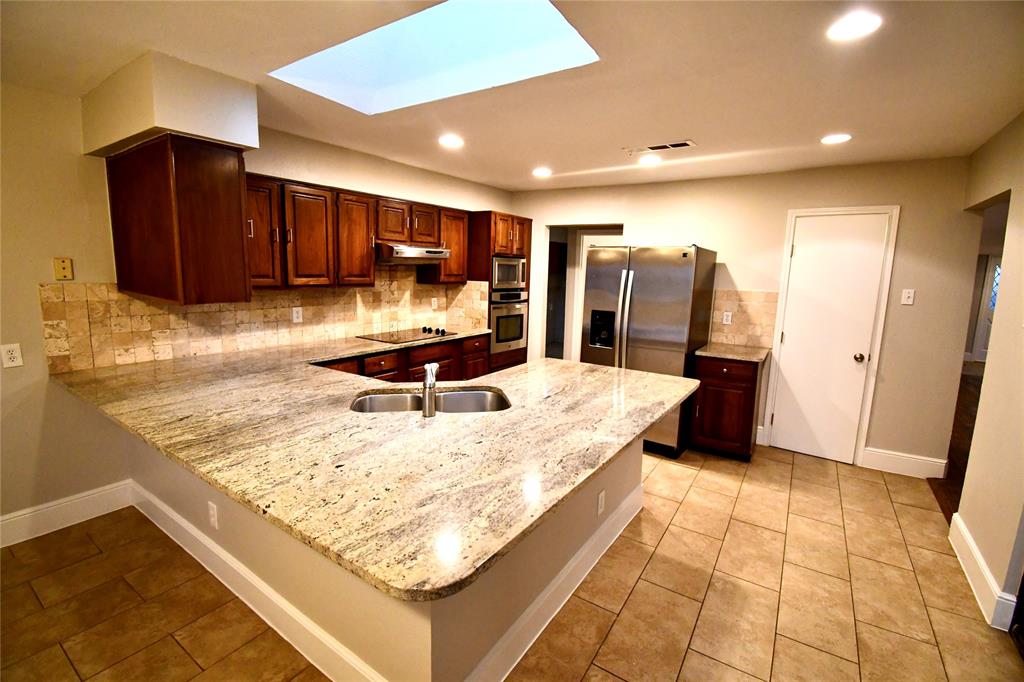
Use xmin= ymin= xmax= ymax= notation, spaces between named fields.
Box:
xmin=2 ymin=344 xmax=24 ymax=368
xmin=292 ymin=307 xmax=303 ymax=323
xmin=431 ymin=297 xmax=439 ymax=310
xmin=53 ymin=257 xmax=74 ymax=281
xmin=901 ymin=289 xmax=916 ymax=305
xmin=597 ymin=489 xmax=606 ymax=516
xmin=722 ymin=311 xmax=733 ymax=325
xmin=207 ymin=501 xmax=219 ymax=530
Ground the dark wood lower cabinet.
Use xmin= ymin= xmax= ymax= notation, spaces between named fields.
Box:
xmin=489 ymin=347 xmax=527 ymax=372
xmin=688 ymin=355 xmax=762 ymax=459
xmin=315 ymin=334 xmax=492 ymax=383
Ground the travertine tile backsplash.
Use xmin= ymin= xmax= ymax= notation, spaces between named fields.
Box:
xmin=39 ymin=268 xmax=489 ymax=374
xmin=710 ymin=290 xmax=778 ymax=348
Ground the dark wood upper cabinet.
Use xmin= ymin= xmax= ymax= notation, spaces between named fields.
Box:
xmin=283 ymin=184 xmax=335 ymax=286
xmin=418 ymin=208 xmax=468 ymax=285
xmin=513 ymin=216 xmax=530 ymax=257
xmin=377 ymin=198 xmax=411 ymax=242
xmin=245 ymin=176 xmax=282 ymax=287
xmin=337 ymin=193 xmax=376 ymax=286
xmin=411 ymin=204 xmax=440 ymax=246
xmin=493 ymin=213 xmax=514 ymax=255
xmin=106 ymin=134 xmax=250 ymax=304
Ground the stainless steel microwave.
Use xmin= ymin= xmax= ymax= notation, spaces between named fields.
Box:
xmin=492 ymin=256 xmax=527 ymax=290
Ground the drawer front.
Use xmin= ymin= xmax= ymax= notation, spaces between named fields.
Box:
xmin=322 ymin=358 xmax=360 ymax=374
xmin=409 ymin=340 xmax=460 ymax=365
xmin=696 ymin=356 xmax=757 ymax=384
xmin=409 ymin=358 xmax=457 ymax=382
xmin=461 ymin=334 xmax=489 ymax=354
xmin=363 ymin=352 xmax=402 ymax=376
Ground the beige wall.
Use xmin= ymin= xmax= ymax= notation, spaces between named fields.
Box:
xmin=0 ymin=84 xmax=510 ymax=514
xmin=1 ymin=83 xmax=130 ymax=513
xmin=958 ymin=114 xmax=1024 ymax=594
xmin=512 ymin=158 xmax=982 ymax=461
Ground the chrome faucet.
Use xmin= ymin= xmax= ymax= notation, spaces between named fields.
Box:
xmin=422 ymin=362 xmax=439 ymax=418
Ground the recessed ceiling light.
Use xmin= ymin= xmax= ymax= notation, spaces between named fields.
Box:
xmin=269 ymin=0 xmax=599 ymax=115
xmin=438 ymin=133 xmax=464 ymax=149
xmin=821 ymin=133 xmax=853 ymax=145
xmin=827 ymin=9 xmax=883 ymax=42
xmin=532 ymin=166 xmax=552 ymax=178
xmin=637 ymin=153 xmax=663 ymax=167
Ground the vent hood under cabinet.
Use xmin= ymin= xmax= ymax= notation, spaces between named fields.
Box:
xmin=377 ymin=242 xmax=450 ymax=264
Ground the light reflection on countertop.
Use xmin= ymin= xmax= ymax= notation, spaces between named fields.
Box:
xmin=53 ymin=350 xmax=697 ymax=601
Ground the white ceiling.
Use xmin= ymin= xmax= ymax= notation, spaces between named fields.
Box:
xmin=3 ymin=1 xmax=1023 ymax=191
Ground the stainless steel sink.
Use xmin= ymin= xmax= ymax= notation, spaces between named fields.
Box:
xmin=435 ymin=389 xmax=511 ymax=413
xmin=350 ymin=392 xmax=423 ymax=413
xmin=349 ymin=388 xmax=510 ymax=413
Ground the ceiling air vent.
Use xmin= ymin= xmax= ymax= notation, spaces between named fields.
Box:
xmin=624 ymin=140 xmax=696 ymax=156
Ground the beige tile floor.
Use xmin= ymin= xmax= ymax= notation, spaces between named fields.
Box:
xmin=0 ymin=507 xmax=326 ymax=681
xmin=509 ymin=446 xmax=1024 ymax=682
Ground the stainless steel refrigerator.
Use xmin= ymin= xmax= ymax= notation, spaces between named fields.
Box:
xmin=581 ymin=245 xmax=716 ymax=453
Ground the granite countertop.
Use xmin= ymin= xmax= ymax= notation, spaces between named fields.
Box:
xmin=53 ymin=339 xmax=698 ymax=601
xmin=696 ymin=342 xmax=771 ymax=363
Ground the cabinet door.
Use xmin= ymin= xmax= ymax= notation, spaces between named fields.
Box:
xmin=337 ymin=193 xmax=376 ymax=286
xmin=411 ymin=204 xmax=440 ymax=245
xmin=245 ymin=177 xmax=282 ymax=287
xmin=409 ymin=359 xmax=456 ymax=382
xmin=493 ymin=213 xmax=514 ymax=255
xmin=437 ymin=209 xmax=468 ymax=283
xmin=463 ymin=352 xmax=489 ymax=380
xmin=512 ymin=217 xmax=530 ymax=257
xmin=377 ymin=199 xmax=410 ymax=242
xmin=690 ymin=380 xmax=755 ymax=454
xmin=283 ymin=184 xmax=335 ymax=285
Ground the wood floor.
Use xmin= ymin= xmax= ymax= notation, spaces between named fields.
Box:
xmin=928 ymin=367 xmax=985 ymax=522
xmin=0 ymin=507 xmax=324 ymax=682
xmin=509 ymin=446 xmax=1024 ymax=682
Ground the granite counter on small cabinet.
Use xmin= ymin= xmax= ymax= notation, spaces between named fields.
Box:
xmin=688 ymin=343 xmax=770 ymax=460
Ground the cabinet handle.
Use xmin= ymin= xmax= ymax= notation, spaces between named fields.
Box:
xmin=371 ymin=234 xmax=375 ymax=248
xmin=696 ymin=404 xmax=700 ymax=418
xmin=272 ymin=228 xmax=279 ymax=242
xmin=722 ymin=368 xmax=728 ymax=373
xmin=286 ymin=228 xmax=293 ymax=243
xmin=247 ymin=219 xmax=254 ymax=238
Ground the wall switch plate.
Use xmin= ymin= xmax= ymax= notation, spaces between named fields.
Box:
xmin=291 ymin=307 xmax=303 ymax=323
xmin=207 ymin=501 xmax=219 ymax=529
xmin=901 ymin=289 xmax=916 ymax=305
xmin=722 ymin=311 xmax=733 ymax=325
xmin=2 ymin=344 xmax=24 ymax=368
xmin=431 ymin=297 xmax=439 ymax=310
xmin=597 ymin=489 xmax=606 ymax=516
xmin=53 ymin=257 xmax=74 ymax=281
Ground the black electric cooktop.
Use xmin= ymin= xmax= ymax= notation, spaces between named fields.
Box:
xmin=357 ymin=326 xmax=455 ymax=344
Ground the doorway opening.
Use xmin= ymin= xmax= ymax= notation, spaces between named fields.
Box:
xmin=543 ymin=225 xmax=623 ymax=360
xmin=928 ymin=197 xmax=1008 ymax=521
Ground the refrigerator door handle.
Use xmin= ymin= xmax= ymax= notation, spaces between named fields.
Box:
xmin=620 ymin=269 xmax=635 ymax=368
xmin=612 ymin=269 xmax=627 ymax=367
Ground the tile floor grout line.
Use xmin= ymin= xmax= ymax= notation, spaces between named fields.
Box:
xmin=56 ymin=640 xmax=85 ymax=682
xmin=885 ymin=475 xmax=951 ymax=680
xmin=833 ymin=465 xmax=863 ymax=669
xmin=767 ymin=456 xmax=794 ymax=682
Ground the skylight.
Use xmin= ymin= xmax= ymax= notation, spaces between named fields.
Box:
xmin=268 ymin=0 xmax=599 ymax=115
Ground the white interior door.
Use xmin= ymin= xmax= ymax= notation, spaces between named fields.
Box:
xmin=972 ymin=256 xmax=1001 ymax=362
xmin=771 ymin=211 xmax=892 ymax=463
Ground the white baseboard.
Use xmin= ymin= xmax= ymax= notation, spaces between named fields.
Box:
xmin=0 ymin=480 xmax=134 ymax=546
xmin=948 ymin=513 xmax=1017 ymax=630
xmin=131 ymin=482 xmax=380 ymax=681
xmin=858 ymin=447 xmax=947 ymax=479
xmin=756 ymin=425 xmax=769 ymax=446
xmin=468 ymin=484 xmax=642 ymax=682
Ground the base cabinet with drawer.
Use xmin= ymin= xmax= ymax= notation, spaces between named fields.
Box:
xmin=688 ymin=355 xmax=762 ymax=459
xmin=316 ymin=334 xmax=490 ymax=383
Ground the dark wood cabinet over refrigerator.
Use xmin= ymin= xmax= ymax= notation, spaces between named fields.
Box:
xmin=106 ymin=133 xmax=251 ymax=304
xmin=687 ymin=355 xmax=763 ymax=459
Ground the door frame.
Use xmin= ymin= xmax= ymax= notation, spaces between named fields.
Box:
xmin=763 ymin=205 xmax=901 ymax=465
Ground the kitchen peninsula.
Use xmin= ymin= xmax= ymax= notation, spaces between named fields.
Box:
xmin=53 ymin=340 xmax=699 ymax=680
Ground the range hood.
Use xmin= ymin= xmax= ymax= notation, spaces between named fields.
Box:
xmin=376 ymin=242 xmax=450 ymax=264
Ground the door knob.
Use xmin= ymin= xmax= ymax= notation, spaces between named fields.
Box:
xmin=853 ymin=353 xmax=865 ymax=363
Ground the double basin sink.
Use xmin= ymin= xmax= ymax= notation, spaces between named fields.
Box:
xmin=351 ymin=388 xmax=510 ymax=414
